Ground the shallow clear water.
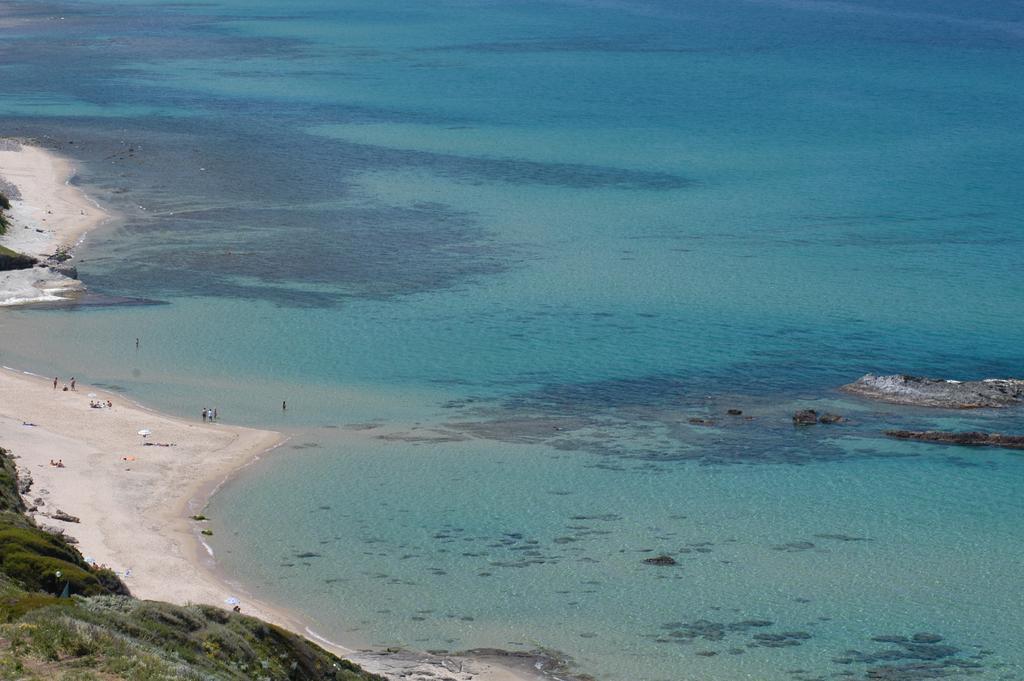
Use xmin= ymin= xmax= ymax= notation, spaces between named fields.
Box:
xmin=1 ymin=1 xmax=1023 ymax=679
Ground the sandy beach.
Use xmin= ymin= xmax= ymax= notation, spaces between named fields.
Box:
xmin=0 ymin=366 xmax=283 ymax=606
xmin=0 ymin=369 xmax=544 ymax=681
xmin=0 ymin=139 xmax=110 ymax=306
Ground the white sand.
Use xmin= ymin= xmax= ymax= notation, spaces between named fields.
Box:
xmin=0 ymin=140 xmax=110 ymax=306
xmin=0 ymin=367 xmax=284 ymax=609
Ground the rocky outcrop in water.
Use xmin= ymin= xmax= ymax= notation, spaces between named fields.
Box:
xmin=792 ymin=410 xmax=843 ymax=425
xmin=842 ymin=374 xmax=1024 ymax=409
xmin=885 ymin=430 xmax=1024 ymax=450
xmin=792 ymin=409 xmax=818 ymax=425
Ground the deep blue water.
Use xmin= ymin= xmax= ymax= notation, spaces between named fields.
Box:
xmin=1 ymin=1 xmax=1023 ymax=679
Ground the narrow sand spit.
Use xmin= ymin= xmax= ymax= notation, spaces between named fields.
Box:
xmin=0 ymin=139 xmax=110 ymax=305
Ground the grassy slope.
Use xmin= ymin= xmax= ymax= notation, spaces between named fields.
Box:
xmin=0 ymin=447 xmax=384 ymax=681
xmin=0 ymin=192 xmax=9 ymax=236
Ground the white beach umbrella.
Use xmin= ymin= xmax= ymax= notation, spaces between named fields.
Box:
xmin=83 ymin=556 xmax=96 ymax=565
xmin=137 ymin=429 xmax=151 ymax=438
xmin=87 ymin=392 xmax=97 ymax=398
xmin=224 ymin=597 xmax=240 ymax=606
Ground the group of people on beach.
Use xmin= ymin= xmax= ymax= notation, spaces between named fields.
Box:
xmin=90 ymin=400 xmax=113 ymax=409
xmin=53 ymin=376 xmax=75 ymax=391
xmin=202 ymin=407 xmax=218 ymax=422
xmin=49 ymin=459 xmax=65 ymax=468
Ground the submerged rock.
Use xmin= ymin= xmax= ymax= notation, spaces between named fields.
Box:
xmin=818 ymin=413 xmax=844 ymax=424
xmin=884 ymin=430 xmax=1024 ymax=450
xmin=841 ymin=374 xmax=1024 ymax=409
xmin=911 ymin=633 xmax=944 ymax=644
xmin=643 ymin=555 xmax=678 ymax=566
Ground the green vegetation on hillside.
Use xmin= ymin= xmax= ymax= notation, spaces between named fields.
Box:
xmin=0 ymin=447 xmax=384 ymax=681
xmin=0 ymin=192 xmax=10 ymax=235
xmin=0 ymin=191 xmax=42 ymax=270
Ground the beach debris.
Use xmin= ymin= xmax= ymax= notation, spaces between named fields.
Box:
xmin=49 ymin=509 xmax=80 ymax=523
xmin=884 ymin=430 xmax=1024 ymax=450
xmin=841 ymin=373 xmax=1024 ymax=408
xmin=201 ymin=529 xmax=213 ymax=536
xmin=643 ymin=554 xmax=678 ymax=566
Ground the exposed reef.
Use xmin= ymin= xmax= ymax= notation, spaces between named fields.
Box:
xmin=842 ymin=374 xmax=1024 ymax=409
xmin=885 ymin=430 xmax=1024 ymax=450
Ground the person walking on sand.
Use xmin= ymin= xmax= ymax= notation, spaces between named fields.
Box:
xmin=53 ymin=377 xmax=58 ymax=390
xmin=70 ymin=377 xmax=76 ymax=391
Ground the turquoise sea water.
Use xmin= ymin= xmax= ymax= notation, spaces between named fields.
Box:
xmin=1 ymin=1 xmax=1023 ymax=679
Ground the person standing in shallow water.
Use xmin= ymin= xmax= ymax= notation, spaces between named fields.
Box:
xmin=70 ymin=377 xmax=76 ymax=391
xmin=282 ymin=400 xmax=286 ymax=411
xmin=202 ymin=408 xmax=207 ymax=423
xmin=53 ymin=377 xmax=57 ymax=390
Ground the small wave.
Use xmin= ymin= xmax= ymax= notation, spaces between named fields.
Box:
xmin=0 ymin=292 xmax=66 ymax=306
